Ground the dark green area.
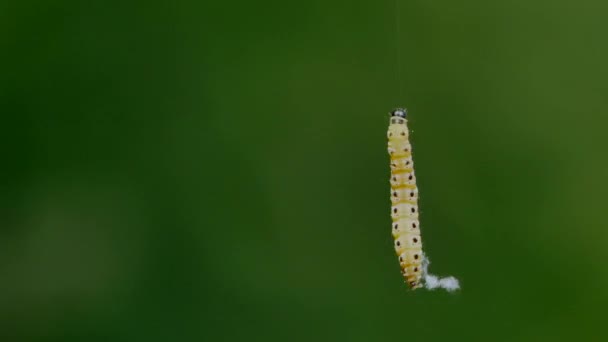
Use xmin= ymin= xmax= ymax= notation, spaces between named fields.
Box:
xmin=2 ymin=0 xmax=608 ymax=340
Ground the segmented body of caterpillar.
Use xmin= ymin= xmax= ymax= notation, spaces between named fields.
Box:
xmin=388 ymin=108 xmax=423 ymax=290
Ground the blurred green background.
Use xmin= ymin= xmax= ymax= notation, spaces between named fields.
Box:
xmin=2 ymin=0 xmax=608 ymax=341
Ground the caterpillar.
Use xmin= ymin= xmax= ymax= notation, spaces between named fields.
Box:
xmin=387 ymin=108 xmax=460 ymax=291
xmin=388 ymin=108 xmax=423 ymax=289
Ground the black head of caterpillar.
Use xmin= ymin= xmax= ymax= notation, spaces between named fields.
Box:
xmin=391 ymin=108 xmax=407 ymax=118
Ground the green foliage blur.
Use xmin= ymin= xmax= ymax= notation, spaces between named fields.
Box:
xmin=2 ymin=0 xmax=608 ymax=340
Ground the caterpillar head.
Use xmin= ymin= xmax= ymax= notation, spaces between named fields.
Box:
xmin=391 ymin=108 xmax=407 ymax=118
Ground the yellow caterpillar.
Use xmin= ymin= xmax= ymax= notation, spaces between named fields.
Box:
xmin=388 ymin=108 xmax=423 ymax=289
xmin=387 ymin=108 xmax=460 ymax=291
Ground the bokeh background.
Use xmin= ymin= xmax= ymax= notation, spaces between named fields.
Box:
xmin=2 ymin=0 xmax=608 ymax=341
